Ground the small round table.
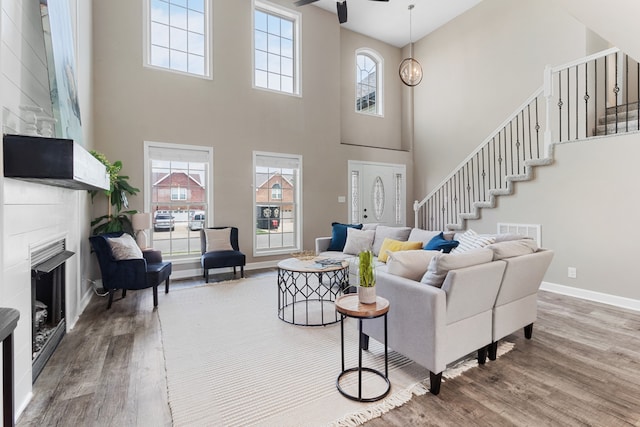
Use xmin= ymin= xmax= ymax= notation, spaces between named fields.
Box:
xmin=277 ymin=258 xmax=349 ymax=326
xmin=335 ymin=294 xmax=390 ymax=402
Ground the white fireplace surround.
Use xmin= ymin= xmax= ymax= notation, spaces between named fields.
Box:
xmin=2 ymin=178 xmax=94 ymax=419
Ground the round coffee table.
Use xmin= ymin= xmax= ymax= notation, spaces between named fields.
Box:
xmin=335 ymin=294 xmax=390 ymax=402
xmin=277 ymin=257 xmax=349 ymax=326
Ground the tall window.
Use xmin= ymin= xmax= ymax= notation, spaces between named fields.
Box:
xmin=355 ymin=49 xmax=383 ymax=115
xmin=253 ymin=1 xmax=301 ymax=95
xmin=145 ymin=142 xmax=213 ymax=259
xmin=254 ymin=152 xmax=302 ymax=255
xmin=145 ymin=0 xmax=211 ymax=78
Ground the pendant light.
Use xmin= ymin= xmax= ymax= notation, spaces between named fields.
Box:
xmin=398 ymin=4 xmax=423 ymax=87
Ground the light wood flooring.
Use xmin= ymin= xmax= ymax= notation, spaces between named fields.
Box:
xmin=17 ymin=270 xmax=640 ymax=427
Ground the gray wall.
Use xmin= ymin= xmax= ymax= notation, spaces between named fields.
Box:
xmin=411 ymin=0 xmax=640 ymax=301
xmin=92 ymin=0 xmax=413 ymax=273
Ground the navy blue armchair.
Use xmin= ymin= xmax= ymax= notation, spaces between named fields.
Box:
xmin=201 ymin=227 xmax=246 ymax=282
xmin=89 ymin=232 xmax=172 ymax=309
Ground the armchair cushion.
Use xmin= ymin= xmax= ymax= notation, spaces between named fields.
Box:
xmin=107 ymin=234 xmax=143 ymax=260
xmin=204 ymin=228 xmax=234 ymax=252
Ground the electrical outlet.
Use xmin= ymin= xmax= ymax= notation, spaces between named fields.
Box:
xmin=568 ymin=267 xmax=577 ymax=279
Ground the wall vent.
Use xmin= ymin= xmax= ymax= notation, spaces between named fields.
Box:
xmin=497 ymin=223 xmax=541 ymax=246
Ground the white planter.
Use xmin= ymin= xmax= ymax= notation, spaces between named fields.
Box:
xmin=358 ymin=286 xmax=377 ymax=304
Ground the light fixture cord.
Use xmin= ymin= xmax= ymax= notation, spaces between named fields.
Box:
xmin=409 ymin=4 xmax=414 ymax=58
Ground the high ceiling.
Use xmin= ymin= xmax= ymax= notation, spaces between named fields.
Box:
xmin=304 ymin=0 xmax=482 ymax=48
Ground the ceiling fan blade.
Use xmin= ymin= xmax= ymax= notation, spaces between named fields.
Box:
xmin=294 ymin=0 xmax=319 ymax=6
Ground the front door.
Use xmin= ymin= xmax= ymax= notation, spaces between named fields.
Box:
xmin=348 ymin=161 xmax=406 ymax=226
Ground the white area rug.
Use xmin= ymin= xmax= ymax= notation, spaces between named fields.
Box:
xmin=158 ymin=277 xmax=513 ymax=427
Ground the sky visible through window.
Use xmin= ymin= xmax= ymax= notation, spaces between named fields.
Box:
xmin=149 ymin=0 xmax=207 ymax=76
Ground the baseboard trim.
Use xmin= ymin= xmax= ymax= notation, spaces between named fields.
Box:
xmin=16 ymin=392 xmax=33 ymax=423
xmin=540 ymin=281 xmax=640 ymax=312
xmin=170 ymin=260 xmax=279 ymax=280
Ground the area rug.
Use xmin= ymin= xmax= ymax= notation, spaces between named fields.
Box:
xmin=158 ymin=277 xmax=513 ymax=427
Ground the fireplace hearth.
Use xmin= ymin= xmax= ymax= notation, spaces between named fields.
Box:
xmin=30 ymin=239 xmax=74 ymax=382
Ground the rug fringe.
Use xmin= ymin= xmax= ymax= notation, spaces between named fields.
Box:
xmin=329 ymin=382 xmax=429 ymax=427
xmin=328 ymin=341 xmax=515 ymax=426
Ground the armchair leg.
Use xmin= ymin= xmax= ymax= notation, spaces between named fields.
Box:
xmin=107 ymin=290 xmax=115 ymax=310
xmin=122 ymin=289 xmax=127 ymax=298
xmin=429 ymin=372 xmax=442 ymax=395
xmin=205 ymin=269 xmax=209 ymax=283
xmin=524 ymin=323 xmax=533 ymax=339
xmin=165 ymin=277 xmax=170 ymax=293
xmin=153 ymin=285 xmax=158 ymax=307
xmin=233 ymin=266 xmax=237 ymax=277
xmin=241 ymin=266 xmax=244 ymax=278
xmin=488 ymin=342 xmax=498 ymax=361
xmin=478 ymin=347 xmax=487 ymax=364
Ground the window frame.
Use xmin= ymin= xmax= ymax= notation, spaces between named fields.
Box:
xmin=253 ymin=151 xmax=303 ymax=256
xmin=355 ymin=48 xmax=384 ymax=117
xmin=252 ymin=0 xmax=302 ymax=97
xmin=143 ymin=0 xmax=213 ymax=79
xmin=144 ymin=141 xmax=214 ymax=261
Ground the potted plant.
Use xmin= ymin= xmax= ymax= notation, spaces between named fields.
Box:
xmin=89 ymin=151 xmax=140 ymax=235
xmin=358 ymin=250 xmax=376 ymax=304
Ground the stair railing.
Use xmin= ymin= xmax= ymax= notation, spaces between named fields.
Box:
xmin=415 ymin=48 xmax=639 ymax=230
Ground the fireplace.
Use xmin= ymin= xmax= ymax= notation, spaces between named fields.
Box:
xmin=30 ymin=239 xmax=74 ymax=382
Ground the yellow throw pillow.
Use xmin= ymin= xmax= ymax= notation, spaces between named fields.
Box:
xmin=378 ymin=238 xmax=423 ymax=262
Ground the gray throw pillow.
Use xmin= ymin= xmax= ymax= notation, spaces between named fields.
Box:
xmin=372 ymin=226 xmax=412 ymax=256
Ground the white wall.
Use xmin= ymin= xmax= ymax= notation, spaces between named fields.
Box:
xmin=0 ymin=0 xmax=94 ymax=419
xmin=411 ymin=0 xmax=640 ymax=303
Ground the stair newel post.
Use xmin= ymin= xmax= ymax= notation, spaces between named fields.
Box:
xmin=543 ymin=64 xmax=553 ymax=157
xmin=413 ymin=200 xmax=420 ymax=229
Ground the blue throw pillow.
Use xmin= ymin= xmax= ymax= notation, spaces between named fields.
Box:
xmin=424 ymin=232 xmax=459 ymax=253
xmin=327 ymin=222 xmax=363 ymax=251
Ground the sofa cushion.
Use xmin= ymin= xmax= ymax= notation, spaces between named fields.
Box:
xmin=204 ymin=227 xmax=233 ymax=252
xmin=424 ymin=232 xmax=460 ymax=253
xmin=378 ymin=238 xmax=423 ymax=262
xmin=450 ymin=229 xmax=495 ymax=254
xmin=407 ymin=229 xmax=440 ymax=246
xmin=372 ymin=226 xmax=412 ymax=256
xmin=421 ymin=248 xmax=494 ymax=288
xmin=362 ymin=223 xmax=379 ymax=231
xmin=486 ymin=239 xmax=538 ymax=260
xmin=387 ymin=250 xmax=440 ymax=281
xmin=327 ymin=222 xmax=363 ymax=251
xmin=107 ymin=234 xmax=143 ymax=260
xmin=342 ymin=228 xmax=376 ymax=255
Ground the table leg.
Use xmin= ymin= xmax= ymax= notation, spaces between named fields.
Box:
xmin=384 ymin=313 xmax=388 ymax=378
xmin=340 ymin=315 xmax=345 ymax=372
xmin=3 ymin=332 xmax=15 ymax=427
xmin=358 ymin=318 xmax=363 ymax=401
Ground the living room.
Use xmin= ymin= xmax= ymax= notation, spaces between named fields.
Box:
xmin=1 ymin=0 xmax=640 ymax=425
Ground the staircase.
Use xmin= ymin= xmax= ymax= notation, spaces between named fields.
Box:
xmin=414 ymin=47 xmax=640 ymax=231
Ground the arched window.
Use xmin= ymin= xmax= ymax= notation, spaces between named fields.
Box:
xmin=355 ymin=49 xmax=383 ymax=116
xmin=271 ymin=183 xmax=282 ymax=200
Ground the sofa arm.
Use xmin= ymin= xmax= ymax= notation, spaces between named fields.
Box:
xmin=315 ymin=237 xmax=331 ymax=254
xmin=362 ymin=270 xmax=448 ymax=373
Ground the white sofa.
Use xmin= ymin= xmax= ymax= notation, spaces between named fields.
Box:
xmin=315 ymin=225 xmax=554 ymax=395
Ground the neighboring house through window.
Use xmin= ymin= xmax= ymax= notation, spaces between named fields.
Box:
xmin=253 ymin=151 xmax=302 ymax=255
xmin=253 ymin=0 xmax=301 ymax=95
xmin=355 ymin=48 xmax=383 ymax=115
xmin=144 ymin=141 xmax=213 ymax=258
xmin=144 ymin=0 xmax=211 ymax=78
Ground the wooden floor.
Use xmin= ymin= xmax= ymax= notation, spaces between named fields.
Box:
xmin=17 ymin=270 xmax=640 ymax=427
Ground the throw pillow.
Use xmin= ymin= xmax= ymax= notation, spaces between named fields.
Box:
xmin=450 ymin=229 xmax=495 ymax=254
xmin=377 ymin=238 xmax=423 ymax=263
xmin=407 ymin=228 xmax=441 ymax=247
xmin=372 ymin=226 xmax=412 ymax=256
xmin=362 ymin=223 xmax=379 ymax=231
xmin=342 ymin=228 xmax=376 ymax=255
xmin=327 ymin=222 xmax=363 ymax=251
xmin=421 ymin=248 xmax=494 ymax=288
xmin=486 ymin=239 xmax=538 ymax=260
xmin=387 ymin=250 xmax=440 ymax=281
xmin=107 ymin=234 xmax=143 ymax=260
xmin=424 ymin=232 xmax=460 ymax=253
xmin=205 ymin=228 xmax=233 ymax=252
